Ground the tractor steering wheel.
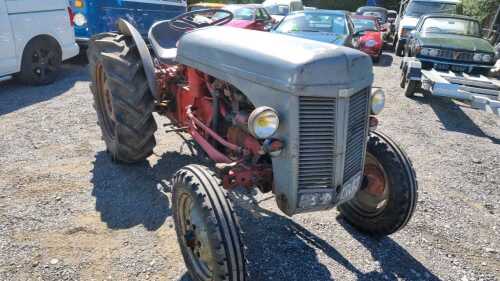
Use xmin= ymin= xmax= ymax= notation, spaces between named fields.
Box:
xmin=167 ymin=9 xmax=233 ymax=31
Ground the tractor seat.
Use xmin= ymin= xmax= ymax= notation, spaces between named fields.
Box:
xmin=148 ymin=20 xmax=188 ymax=64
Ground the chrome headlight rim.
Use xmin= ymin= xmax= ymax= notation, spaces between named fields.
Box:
xmin=428 ymin=48 xmax=439 ymax=57
xmin=420 ymin=47 xmax=430 ymax=56
xmin=248 ymin=106 xmax=280 ymax=139
xmin=482 ymin=54 xmax=493 ymax=63
xmin=473 ymin=53 xmax=483 ymax=62
xmin=370 ymin=89 xmax=385 ymax=115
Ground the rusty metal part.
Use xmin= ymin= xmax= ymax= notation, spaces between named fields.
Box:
xmin=95 ymin=63 xmax=115 ymax=137
xmin=222 ymin=165 xmax=273 ymax=191
xmin=187 ymin=106 xmax=242 ymax=153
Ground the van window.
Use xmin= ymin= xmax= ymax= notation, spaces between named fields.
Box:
xmin=265 ymin=4 xmax=290 ymax=16
xmin=290 ymin=2 xmax=303 ymax=12
xmin=405 ymin=2 xmax=457 ymax=17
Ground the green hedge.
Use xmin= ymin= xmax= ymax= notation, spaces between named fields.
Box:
xmin=462 ymin=0 xmax=499 ymax=24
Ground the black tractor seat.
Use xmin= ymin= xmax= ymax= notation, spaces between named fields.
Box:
xmin=148 ymin=20 xmax=188 ymax=64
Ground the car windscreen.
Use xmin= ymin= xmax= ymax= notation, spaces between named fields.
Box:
xmin=264 ymin=4 xmax=289 ymax=16
xmin=275 ymin=13 xmax=347 ymax=34
xmin=405 ymin=2 xmax=457 ymax=17
xmin=352 ymin=18 xmax=378 ymax=32
xmin=216 ymin=7 xmax=254 ymax=20
xmin=421 ymin=17 xmax=481 ymax=36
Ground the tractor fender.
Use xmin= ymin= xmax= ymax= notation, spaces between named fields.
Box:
xmin=402 ymin=57 xmax=422 ymax=81
xmin=117 ymin=19 xmax=159 ymax=100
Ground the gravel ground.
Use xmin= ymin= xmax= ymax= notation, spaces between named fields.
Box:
xmin=0 ymin=53 xmax=499 ymax=281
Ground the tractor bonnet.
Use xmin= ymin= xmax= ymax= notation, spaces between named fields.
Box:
xmin=176 ymin=26 xmax=373 ymax=94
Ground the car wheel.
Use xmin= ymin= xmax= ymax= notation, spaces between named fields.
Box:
xmin=17 ymin=37 xmax=62 ymax=85
xmin=395 ymin=41 xmax=404 ymax=57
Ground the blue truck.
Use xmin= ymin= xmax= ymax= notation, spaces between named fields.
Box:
xmin=69 ymin=0 xmax=187 ymax=47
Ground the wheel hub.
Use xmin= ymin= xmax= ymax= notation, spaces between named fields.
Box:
xmin=348 ymin=153 xmax=390 ymax=216
xmin=180 ymin=195 xmax=213 ymax=280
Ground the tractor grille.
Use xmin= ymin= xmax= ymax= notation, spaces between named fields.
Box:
xmin=343 ymin=89 xmax=370 ymax=183
xmin=298 ymin=96 xmax=336 ymax=190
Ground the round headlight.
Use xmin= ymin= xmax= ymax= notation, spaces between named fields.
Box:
xmin=473 ymin=53 xmax=483 ymax=62
xmin=370 ymin=89 xmax=385 ymax=115
xmin=248 ymin=107 xmax=279 ymax=139
xmin=420 ymin=48 xmax=430 ymax=56
xmin=365 ymin=40 xmax=376 ymax=47
xmin=482 ymin=54 xmax=492 ymax=63
xmin=429 ymin=49 xmax=439 ymax=57
xmin=73 ymin=13 xmax=87 ymax=27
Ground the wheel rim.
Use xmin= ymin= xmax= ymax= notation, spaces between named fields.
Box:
xmin=179 ymin=193 xmax=214 ymax=280
xmin=95 ymin=64 xmax=116 ymax=138
xmin=31 ymin=48 xmax=58 ymax=81
xmin=348 ymin=153 xmax=390 ymax=217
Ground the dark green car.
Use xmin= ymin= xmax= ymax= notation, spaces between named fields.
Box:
xmin=405 ymin=14 xmax=497 ymax=75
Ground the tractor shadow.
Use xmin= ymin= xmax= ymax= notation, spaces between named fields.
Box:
xmin=0 ymin=61 xmax=89 ymax=116
xmin=227 ymin=192 xmax=441 ymax=281
xmin=411 ymin=95 xmax=500 ymax=144
xmin=90 ymin=148 xmax=202 ymax=231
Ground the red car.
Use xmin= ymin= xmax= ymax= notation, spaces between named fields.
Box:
xmin=223 ymin=4 xmax=274 ymax=31
xmin=351 ymin=15 xmax=385 ymax=62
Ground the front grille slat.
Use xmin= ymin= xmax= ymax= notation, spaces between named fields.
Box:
xmin=298 ymin=96 xmax=336 ymax=190
xmin=343 ymin=90 xmax=370 ymax=183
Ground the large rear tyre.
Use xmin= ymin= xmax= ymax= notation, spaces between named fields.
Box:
xmin=88 ymin=33 xmax=157 ymax=163
xmin=338 ymin=131 xmax=418 ymax=236
xmin=172 ymin=165 xmax=247 ymax=281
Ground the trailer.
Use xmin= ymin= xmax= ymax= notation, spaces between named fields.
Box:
xmin=401 ymin=57 xmax=500 ymax=116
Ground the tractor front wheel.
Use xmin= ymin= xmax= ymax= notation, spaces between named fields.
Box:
xmin=88 ymin=33 xmax=157 ymax=163
xmin=338 ymin=131 xmax=418 ymax=236
xmin=172 ymin=165 xmax=247 ymax=281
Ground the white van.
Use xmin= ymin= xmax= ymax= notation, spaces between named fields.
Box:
xmin=263 ymin=0 xmax=303 ymax=22
xmin=394 ymin=0 xmax=460 ymax=56
xmin=0 ymin=0 xmax=79 ymax=85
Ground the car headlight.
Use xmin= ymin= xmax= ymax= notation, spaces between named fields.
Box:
xmin=420 ymin=47 xmax=430 ymax=56
xmin=482 ymin=54 xmax=493 ymax=63
xmin=370 ymin=89 xmax=385 ymax=115
xmin=429 ymin=48 xmax=439 ymax=57
xmin=473 ymin=53 xmax=483 ymax=62
xmin=248 ymin=107 xmax=280 ymax=139
xmin=365 ymin=40 xmax=376 ymax=47
xmin=73 ymin=13 xmax=87 ymax=27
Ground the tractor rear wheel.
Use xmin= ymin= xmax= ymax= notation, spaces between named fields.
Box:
xmin=338 ymin=131 xmax=418 ymax=236
xmin=88 ymin=33 xmax=157 ymax=163
xmin=172 ymin=165 xmax=247 ymax=281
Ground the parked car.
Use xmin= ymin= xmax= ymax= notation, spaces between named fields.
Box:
xmin=404 ymin=14 xmax=496 ymax=75
xmin=222 ymin=4 xmax=274 ymax=31
xmin=387 ymin=9 xmax=398 ymax=35
xmin=188 ymin=2 xmax=225 ymax=12
xmin=356 ymin=6 xmax=391 ymax=42
xmin=272 ymin=10 xmax=358 ymax=47
xmin=69 ymin=0 xmax=187 ymax=47
xmin=351 ymin=15 xmax=385 ymax=62
xmin=263 ymin=0 xmax=303 ymax=22
xmin=0 ymin=0 xmax=79 ymax=85
xmin=400 ymin=13 xmax=499 ymax=111
xmin=394 ymin=0 xmax=460 ymax=56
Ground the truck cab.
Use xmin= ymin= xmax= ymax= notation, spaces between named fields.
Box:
xmin=69 ymin=0 xmax=187 ymax=47
xmin=0 ymin=0 xmax=79 ymax=85
xmin=394 ymin=0 xmax=459 ymax=56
